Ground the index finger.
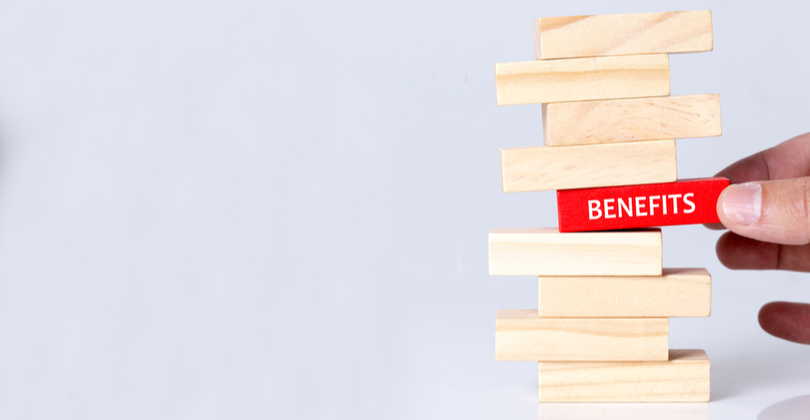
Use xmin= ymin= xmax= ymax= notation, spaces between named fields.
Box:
xmin=717 ymin=132 xmax=810 ymax=183
xmin=704 ymin=132 xmax=810 ymax=230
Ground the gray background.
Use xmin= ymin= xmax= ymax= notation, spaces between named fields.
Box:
xmin=0 ymin=0 xmax=808 ymax=418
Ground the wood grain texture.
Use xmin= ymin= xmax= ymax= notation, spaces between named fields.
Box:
xmin=495 ymin=54 xmax=669 ymax=105
xmin=557 ymin=177 xmax=729 ymax=232
xmin=534 ymin=11 xmax=713 ymax=59
xmin=496 ymin=310 xmax=668 ymax=361
xmin=543 ymin=94 xmax=722 ymax=146
xmin=488 ymin=228 xmax=662 ymax=276
xmin=538 ymin=268 xmax=711 ymax=318
xmin=500 ymin=140 xmax=677 ymax=193
xmin=538 ymin=349 xmax=711 ymax=402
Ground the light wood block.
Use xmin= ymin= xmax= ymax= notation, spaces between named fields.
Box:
xmin=489 ymin=228 xmax=662 ymax=276
xmin=538 ymin=268 xmax=711 ymax=318
xmin=543 ymin=94 xmax=722 ymax=146
xmin=534 ymin=11 xmax=713 ymax=59
xmin=495 ymin=54 xmax=669 ymax=105
xmin=496 ymin=310 xmax=668 ymax=361
xmin=500 ymin=140 xmax=677 ymax=193
xmin=538 ymin=349 xmax=711 ymax=402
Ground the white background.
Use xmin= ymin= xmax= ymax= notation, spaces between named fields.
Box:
xmin=0 ymin=0 xmax=808 ymax=419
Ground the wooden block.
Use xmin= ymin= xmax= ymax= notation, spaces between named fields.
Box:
xmin=539 ymin=402 xmax=709 ymax=420
xmin=495 ymin=54 xmax=669 ymax=105
xmin=538 ymin=349 xmax=711 ymax=402
xmin=557 ymin=177 xmax=729 ymax=232
xmin=534 ymin=11 xmax=713 ymax=59
xmin=538 ymin=268 xmax=711 ymax=318
xmin=543 ymin=94 xmax=722 ymax=146
xmin=489 ymin=228 xmax=662 ymax=276
xmin=496 ymin=310 xmax=668 ymax=361
xmin=500 ymin=140 xmax=677 ymax=193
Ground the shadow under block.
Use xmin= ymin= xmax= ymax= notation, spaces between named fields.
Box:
xmin=496 ymin=310 xmax=668 ymax=361
xmin=543 ymin=94 xmax=722 ymax=146
xmin=500 ymin=140 xmax=677 ymax=193
xmin=538 ymin=349 xmax=711 ymax=402
xmin=557 ymin=177 xmax=729 ymax=232
xmin=495 ymin=54 xmax=669 ymax=105
xmin=538 ymin=268 xmax=711 ymax=318
xmin=489 ymin=228 xmax=662 ymax=276
xmin=538 ymin=402 xmax=710 ymax=420
xmin=534 ymin=11 xmax=713 ymax=60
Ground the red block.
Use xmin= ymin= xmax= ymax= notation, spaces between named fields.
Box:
xmin=557 ymin=177 xmax=730 ymax=232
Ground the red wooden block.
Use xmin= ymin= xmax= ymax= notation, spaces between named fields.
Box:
xmin=557 ymin=177 xmax=729 ymax=232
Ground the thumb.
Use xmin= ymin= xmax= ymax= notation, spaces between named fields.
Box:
xmin=717 ymin=177 xmax=810 ymax=245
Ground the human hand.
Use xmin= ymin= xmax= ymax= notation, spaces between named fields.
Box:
xmin=713 ymin=132 xmax=810 ymax=344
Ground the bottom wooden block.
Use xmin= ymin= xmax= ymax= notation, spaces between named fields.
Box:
xmin=538 ymin=349 xmax=710 ymax=402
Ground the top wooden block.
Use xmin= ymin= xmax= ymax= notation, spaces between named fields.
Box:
xmin=534 ymin=11 xmax=713 ymax=59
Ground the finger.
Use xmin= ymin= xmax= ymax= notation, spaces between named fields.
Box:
xmin=759 ymin=302 xmax=810 ymax=344
xmin=705 ymin=132 xmax=810 ymax=232
xmin=704 ymin=222 xmax=725 ymax=230
xmin=716 ymin=177 xmax=810 ymax=245
xmin=715 ymin=231 xmax=810 ymax=271
xmin=716 ymin=132 xmax=810 ymax=183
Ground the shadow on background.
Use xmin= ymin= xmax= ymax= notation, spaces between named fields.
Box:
xmin=539 ymin=403 xmax=709 ymax=420
xmin=711 ymin=351 xmax=810 ymax=402
xmin=758 ymin=394 xmax=810 ymax=420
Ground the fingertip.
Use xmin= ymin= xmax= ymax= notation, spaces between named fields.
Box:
xmin=758 ymin=301 xmax=780 ymax=328
xmin=758 ymin=301 xmax=810 ymax=344
xmin=703 ymin=222 xmax=726 ymax=231
xmin=715 ymin=232 xmax=780 ymax=270
xmin=715 ymin=232 xmax=734 ymax=268
xmin=714 ymin=153 xmax=770 ymax=184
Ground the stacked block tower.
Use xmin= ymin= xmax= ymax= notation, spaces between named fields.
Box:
xmin=489 ymin=11 xmax=724 ymax=402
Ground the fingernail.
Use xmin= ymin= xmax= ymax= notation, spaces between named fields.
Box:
xmin=722 ymin=183 xmax=762 ymax=226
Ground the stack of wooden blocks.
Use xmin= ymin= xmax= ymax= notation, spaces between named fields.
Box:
xmin=490 ymin=11 xmax=724 ymax=403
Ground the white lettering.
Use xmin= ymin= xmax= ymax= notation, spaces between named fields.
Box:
xmin=604 ymin=198 xmax=616 ymax=219
xmin=588 ymin=200 xmax=602 ymax=219
xmin=635 ymin=196 xmax=647 ymax=216
xmin=668 ymin=194 xmax=682 ymax=214
xmin=683 ymin=193 xmax=695 ymax=214
xmin=618 ymin=197 xmax=633 ymax=218
xmin=649 ymin=195 xmax=660 ymax=216
xmin=583 ymin=192 xmax=698 ymax=221
xmin=605 ymin=198 xmax=616 ymax=219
